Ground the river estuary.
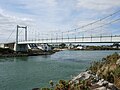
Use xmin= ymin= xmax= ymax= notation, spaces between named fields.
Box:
xmin=0 ymin=50 xmax=120 ymax=90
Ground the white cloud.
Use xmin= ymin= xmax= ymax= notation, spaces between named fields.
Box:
xmin=0 ymin=7 xmax=33 ymax=23
xmin=0 ymin=7 xmax=34 ymax=42
xmin=77 ymin=0 xmax=120 ymax=11
xmin=0 ymin=0 xmax=120 ymax=42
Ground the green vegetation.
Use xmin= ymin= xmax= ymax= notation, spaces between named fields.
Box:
xmin=86 ymin=46 xmax=120 ymax=50
xmin=89 ymin=52 xmax=120 ymax=88
xmin=38 ymin=80 xmax=90 ymax=90
xmin=59 ymin=43 xmax=66 ymax=49
xmin=33 ymin=53 xmax=120 ymax=90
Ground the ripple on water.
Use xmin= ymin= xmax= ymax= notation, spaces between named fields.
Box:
xmin=0 ymin=50 xmax=120 ymax=90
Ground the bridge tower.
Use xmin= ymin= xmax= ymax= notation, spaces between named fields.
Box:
xmin=14 ymin=25 xmax=28 ymax=52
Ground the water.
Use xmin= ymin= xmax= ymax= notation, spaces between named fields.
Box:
xmin=0 ymin=50 xmax=120 ymax=90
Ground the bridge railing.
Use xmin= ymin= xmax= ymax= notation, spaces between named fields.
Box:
xmin=18 ymin=35 xmax=120 ymax=44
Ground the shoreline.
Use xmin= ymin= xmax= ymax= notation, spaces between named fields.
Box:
xmin=0 ymin=49 xmax=120 ymax=57
xmin=0 ymin=51 xmax=57 ymax=57
xmin=33 ymin=52 xmax=120 ymax=90
xmin=0 ymin=48 xmax=59 ymax=57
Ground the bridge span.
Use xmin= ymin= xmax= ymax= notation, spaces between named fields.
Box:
xmin=2 ymin=9 xmax=120 ymax=51
xmin=18 ymin=35 xmax=120 ymax=44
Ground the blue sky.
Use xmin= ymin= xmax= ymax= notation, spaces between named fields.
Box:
xmin=0 ymin=0 xmax=120 ymax=42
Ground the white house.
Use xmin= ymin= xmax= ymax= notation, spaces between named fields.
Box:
xmin=37 ymin=44 xmax=52 ymax=51
xmin=0 ymin=43 xmax=5 ymax=48
xmin=76 ymin=46 xmax=83 ymax=49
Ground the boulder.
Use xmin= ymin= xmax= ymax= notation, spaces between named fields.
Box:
xmin=32 ymin=88 xmax=39 ymax=90
xmin=70 ymin=70 xmax=92 ymax=83
xmin=96 ymin=79 xmax=109 ymax=86
xmin=116 ymin=58 xmax=120 ymax=65
xmin=97 ymin=79 xmax=105 ymax=86
xmin=108 ymin=83 xmax=118 ymax=90
xmin=93 ymin=86 xmax=107 ymax=90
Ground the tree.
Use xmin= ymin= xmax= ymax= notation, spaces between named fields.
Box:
xmin=59 ymin=43 xmax=66 ymax=48
xmin=113 ymin=43 xmax=120 ymax=49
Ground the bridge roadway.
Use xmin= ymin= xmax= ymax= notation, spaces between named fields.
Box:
xmin=18 ymin=35 xmax=120 ymax=44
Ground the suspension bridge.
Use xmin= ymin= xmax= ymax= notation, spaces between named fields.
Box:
xmin=1 ymin=10 xmax=120 ymax=52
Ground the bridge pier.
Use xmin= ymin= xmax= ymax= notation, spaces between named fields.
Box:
xmin=15 ymin=25 xmax=28 ymax=52
xmin=14 ymin=44 xmax=28 ymax=52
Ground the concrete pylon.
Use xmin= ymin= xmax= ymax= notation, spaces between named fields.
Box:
xmin=14 ymin=25 xmax=28 ymax=52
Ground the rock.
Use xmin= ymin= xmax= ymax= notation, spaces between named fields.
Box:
xmin=97 ymin=79 xmax=104 ymax=86
xmin=95 ymin=80 xmax=118 ymax=90
xmin=108 ymin=83 xmax=114 ymax=87
xmin=70 ymin=70 xmax=92 ymax=83
xmin=108 ymin=83 xmax=118 ymax=90
xmin=32 ymin=88 xmax=39 ymax=90
xmin=93 ymin=86 xmax=107 ymax=90
xmin=96 ymin=79 xmax=109 ymax=86
xmin=116 ymin=58 xmax=120 ymax=65
xmin=103 ymin=81 xmax=109 ymax=87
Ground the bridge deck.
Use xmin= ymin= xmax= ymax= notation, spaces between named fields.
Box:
xmin=18 ymin=35 xmax=120 ymax=44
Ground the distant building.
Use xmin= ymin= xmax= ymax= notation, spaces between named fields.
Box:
xmin=76 ymin=46 xmax=83 ymax=49
xmin=112 ymin=43 xmax=120 ymax=49
xmin=37 ymin=44 xmax=52 ymax=51
xmin=68 ymin=43 xmax=74 ymax=49
xmin=0 ymin=43 xmax=15 ymax=49
xmin=0 ymin=43 xmax=5 ymax=48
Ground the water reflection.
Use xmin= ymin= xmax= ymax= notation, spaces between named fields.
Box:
xmin=0 ymin=50 xmax=120 ymax=90
xmin=0 ymin=56 xmax=29 ymax=62
xmin=41 ymin=55 xmax=51 ymax=58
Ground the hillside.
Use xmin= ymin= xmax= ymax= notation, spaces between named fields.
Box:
xmin=89 ymin=52 xmax=120 ymax=89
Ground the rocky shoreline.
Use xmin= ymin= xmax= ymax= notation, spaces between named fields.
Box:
xmin=0 ymin=48 xmax=58 ymax=57
xmin=33 ymin=53 xmax=120 ymax=90
xmin=0 ymin=53 xmax=28 ymax=57
xmin=69 ymin=70 xmax=119 ymax=90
